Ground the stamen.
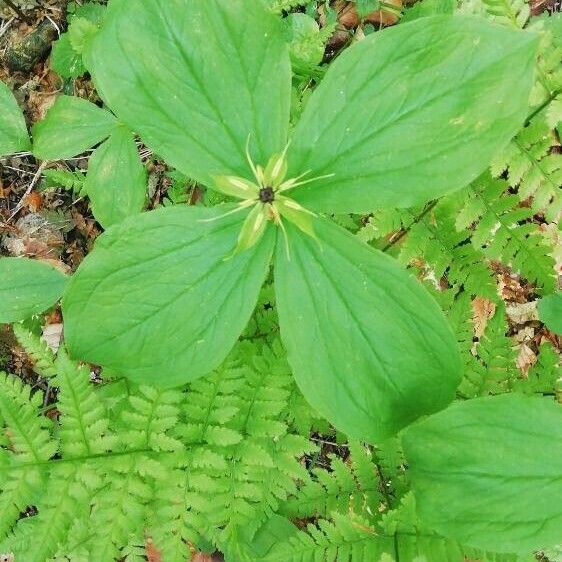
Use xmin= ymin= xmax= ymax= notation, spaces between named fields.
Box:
xmin=245 ymin=134 xmax=261 ymax=185
xmin=278 ymin=172 xmax=335 ymax=193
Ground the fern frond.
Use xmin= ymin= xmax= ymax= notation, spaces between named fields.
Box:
xmin=457 ymin=173 xmax=556 ymax=292
xmin=121 ymin=385 xmax=184 ymax=453
xmin=10 ymin=465 xmax=88 ymax=562
xmin=480 ymin=0 xmax=529 ymax=27
xmin=459 ymin=304 xmax=518 ymax=397
xmin=281 ymin=440 xmax=384 ymax=522
xmin=264 ymin=512 xmax=393 ymax=562
xmin=400 ymin=200 xmax=498 ymax=299
xmin=491 ymin=120 xmax=562 ymax=223
xmin=267 ymin=0 xmax=312 ymax=14
xmin=12 ymin=324 xmax=58 ymax=378
xmin=0 ymin=373 xmax=57 ymax=463
xmin=54 ymin=349 xmax=115 ymax=456
xmin=42 ymin=168 xmax=87 ymax=197
xmin=512 ymin=341 xmax=561 ymax=395
xmin=177 ymin=339 xmax=316 ymax=549
xmin=87 ymin=455 xmax=154 ymax=562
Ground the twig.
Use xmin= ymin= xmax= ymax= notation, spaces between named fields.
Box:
xmin=2 ymin=0 xmax=33 ymax=24
xmin=382 ymin=199 xmax=438 ymax=252
xmin=8 ymin=160 xmax=48 ymax=222
xmin=0 ymin=16 xmax=14 ymax=38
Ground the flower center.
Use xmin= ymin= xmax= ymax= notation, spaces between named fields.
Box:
xmin=259 ymin=186 xmax=275 ymax=204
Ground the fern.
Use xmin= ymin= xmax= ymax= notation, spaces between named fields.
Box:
xmin=399 ymin=199 xmax=498 ymax=299
xmin=458 ymin=304 xmax=519 ymax=397
xmin=42 ymin=169 xmax=88 ymax=197
xmin=491 ymin=119 xmax=562 ymax=223
xmin=280 ymin=440 xmax=384 ymax=521
xmin=173 ymin=338 xmax=316 ymax=552
xmin=12 ymin=323 xmax=58 ymax=379
xmin=264 ymin=503 xmax=533 ymax=562
xmin=512 ymin=341 xmax=561 ymax=395
xmin=267 ymin=0 xmax=313 ymax=14
xmin=480 ymin=0 xmax=529 ymax=27
xmin=456 ymin=172 xmax=556 ymax=293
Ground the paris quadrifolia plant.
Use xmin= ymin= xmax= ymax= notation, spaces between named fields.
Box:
xmin=57 ymin=0 xmax=540 ymax=443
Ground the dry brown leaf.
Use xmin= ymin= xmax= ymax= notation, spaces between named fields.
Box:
xmin=24 ymin=191 xmax=43 ymax=212
xmin=335 ymin=0 xmax=401 ymax=27
xmin=41 ymin=323 xmax=63 ymax=353
xmin=145 ymin=538 xmax=162 ymax=562
xmin=472 ymin=297 xmax=496 ymax=339
xmin=506 ymin=301 xmax=539 ymax=325
xmin=516 ymin=343 xmax=537 ymax=375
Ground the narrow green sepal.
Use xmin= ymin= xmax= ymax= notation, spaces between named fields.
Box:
xmin=213 ymin=175 xmax=259 ymax=200
xmin=231 ymin=204 xmax=269 ymax=257
xmin=276 ymin=196 xmax=317 ymax=241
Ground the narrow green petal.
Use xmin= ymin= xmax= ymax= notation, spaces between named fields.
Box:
xmin=276 ymin=197 xmax=317 ymax=240
xmin=233 ymin=204 xmax=269 ymax=255
xmin=213 ymin=175 xmax=259 ymax=200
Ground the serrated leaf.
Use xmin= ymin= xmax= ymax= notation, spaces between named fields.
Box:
xmin=84 ymin=0 xmax=291 ymax=185
xmin=287 ymin=16 xmax=538 ymax=214
xmin=403 ymin=394 xmax=562 ymax=553
xmin=85 ymin=124 xmax=147 ymax=228
xmin=274 ymin=219 xmax=462 ymax=443
xmin=0 ymin=258 xmax=67 ymax=323
xmin=205 ymin=426 xmax=243 ymax=446
xmin=32 ymin=95 xmax=117 ymax=160
xmin=50 ymin=34 xmax=87 ymax=79
xmin=62 ymin=206 xmax=274 ymax=387
xmin=0 ymin=80 xmax=30 ymax=156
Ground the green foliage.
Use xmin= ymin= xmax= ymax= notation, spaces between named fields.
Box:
xmin=275 ymin=218 xmax=462 ymax=442
xmin=61 ymin=0 xmax=539 ymax=448
xmin=539 ymin=293 xmax=562 ymax=334
xmin=403 ymin=394 xmax=562 ymax=553
xmin=456 ymin=172 xmax=556 ymax=293
xmin=0 ymin=329 xmax=317 ymax=561
xmin=50 ymin=1 xmax=107 ymax=79
xmin=491 ymin=119 xmax=562 ymax=223
xmin=32 ymin=95 xmax=147 ymax=228
xmin=287 ymin=16 xmax=536 ymax=213
xmin=480 ymin=0 xmax=529 ymax=27
xmin=267 ymin=0 xmax=315 ymax=14
xmin=458 ymin=304 xmax=518 ymax=397
xmin=0 ymin=258 xmax=67 ymax=323
xmin=0 ymin=79 xmax=30 ymax=156
xmin=3 ymin=3 xmax=560 ymax=560
xmin=42 ymin=168 xmax=87 ymax=197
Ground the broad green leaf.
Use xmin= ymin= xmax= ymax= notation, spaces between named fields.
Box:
xmin=538 ymin=293 xmax=562 ymax=334
xmin=85 ymin=124 xmax=147 ymax=228
xmin=32 ymin=95 xmax=116 ymax=160
xmin=85 ymin=0 xmax=291 ymax=185
xmin=63 ymin=206 xmax=275 ymax=387
xmin=403 ymin=394 xmax=562 ymax=553
xmin=50 ymin=34 xmax=87 ymax=78
xmin=402 ymin=0 xmax=455 ymax=22
xmin=274 ymin=218 xmax=462 ymax=443
xmin=0 ymin=80 xmax=30 ymax=156
xmin=0 ymin=258 xmax=67 ymax=323
xmin=287 ymin=16 xmax=538 ymax=214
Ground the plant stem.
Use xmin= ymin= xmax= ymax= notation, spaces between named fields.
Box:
xmin=382 ymin=199 xmax=438 ymax=252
